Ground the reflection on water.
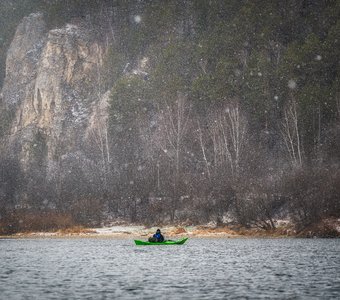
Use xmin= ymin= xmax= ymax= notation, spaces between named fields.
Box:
xmin=0 ymin=238 xmax=339 ymax=299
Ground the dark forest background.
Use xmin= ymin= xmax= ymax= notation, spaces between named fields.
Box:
xmin=0 ymin=0 xmax=339 ymax=234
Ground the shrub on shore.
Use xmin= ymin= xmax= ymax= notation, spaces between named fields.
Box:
xmin=0 ymin=209 xmax=74 ymax=235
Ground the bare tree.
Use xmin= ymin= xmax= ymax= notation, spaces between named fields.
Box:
xmin=163 ymin=93 xmax=191 ymax=180
xmin=221 ymin=103 xmax=247 ymax=175
xmin=280 ymin=97 xmax=303 ymax=168
xmin=202 ymin=102 xmax=247 ymax=179
xmin=197 ymin=119 xmax=211 ymax=180
xmin=336 ymin=90 xmax=340 ymax=120
xmin=156 ymin=92 xmax=191 ymax=220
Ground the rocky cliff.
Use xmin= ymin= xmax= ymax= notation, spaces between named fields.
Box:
xmin=1 ymin=13 xmax=110 ymax=170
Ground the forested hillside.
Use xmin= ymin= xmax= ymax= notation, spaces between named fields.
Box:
xmin=0 ymin=0 xmax=339 ymax=234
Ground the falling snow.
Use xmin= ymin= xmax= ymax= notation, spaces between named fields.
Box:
xmin=134 ymin=15 xmax=141 ymax=23
xmin=1 ymin=0 xmax=339 ymax=250
xmin=288 ymin=79 xmax=297 ymax=89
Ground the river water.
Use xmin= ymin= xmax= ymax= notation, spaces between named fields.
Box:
xmin=0 ymin=238 xmax=339 ymax=299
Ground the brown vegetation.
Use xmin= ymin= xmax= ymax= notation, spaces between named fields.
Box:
xmin=191 ymin=226 xmax=237 ymax=236
xmin=167 ymin=227 xmax=187 ymax=236
xmin=0 ymin=209 xmax=74 ymax=235
xmin=295 ymin=219 xmax=340 ymax=238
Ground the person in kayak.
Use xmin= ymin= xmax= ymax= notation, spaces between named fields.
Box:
xmin=148 ymin=229 xmax=165 ymax=242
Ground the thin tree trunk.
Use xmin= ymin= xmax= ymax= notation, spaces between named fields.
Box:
xmin=197 ymin=120 xmax=211 ymax=180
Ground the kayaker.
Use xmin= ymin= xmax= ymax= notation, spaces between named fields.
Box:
xmin=148 ymin=228 xmax=165 ymax=242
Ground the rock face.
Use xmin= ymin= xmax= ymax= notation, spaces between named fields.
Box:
xmin=2 ymin=13 xmax=109 ymax=168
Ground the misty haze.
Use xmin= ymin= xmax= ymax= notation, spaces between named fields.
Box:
xmin=0 ymin=1 xmax=339 ymax=299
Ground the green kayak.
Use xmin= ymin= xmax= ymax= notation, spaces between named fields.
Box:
xmin=134 ymin=237 xmax=188 ymax=246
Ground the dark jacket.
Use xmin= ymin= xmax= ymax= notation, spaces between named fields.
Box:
xmin=153 ymin=232 xmax=164 ymax=242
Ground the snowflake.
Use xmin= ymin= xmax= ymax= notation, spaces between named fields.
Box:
xmin=134 ymin=15 xmax=141 ymax=23
xmin=288 ymin=80 xmax=297 ymax=89
xmin=315 ymin=55 xmax=322 ymax=61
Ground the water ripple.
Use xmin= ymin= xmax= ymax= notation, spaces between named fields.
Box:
xmin=0 ymin=238 xmax=340 ymax=299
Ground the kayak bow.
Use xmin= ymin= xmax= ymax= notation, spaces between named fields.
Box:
xmin=134 ymin=237 xmax=188 ymax=246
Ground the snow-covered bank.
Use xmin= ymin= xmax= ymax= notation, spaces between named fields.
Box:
xmin=2 ymin=218 xmax=340 ymax=239
xmin=92 ymin=225 xmax=239 ymax=238
xmin=1 ymin=225 xmax=239 ymax=238
xmin=84 ymin=218 xmax=340 ymax=238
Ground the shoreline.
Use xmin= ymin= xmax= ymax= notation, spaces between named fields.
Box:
xmin=2 ymin=223 xmax=339 ymax=239
xmin=0 ymin=225 xmax=240 ymax=239
xmin=0 ymin=225 xmax=278 ymax=239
